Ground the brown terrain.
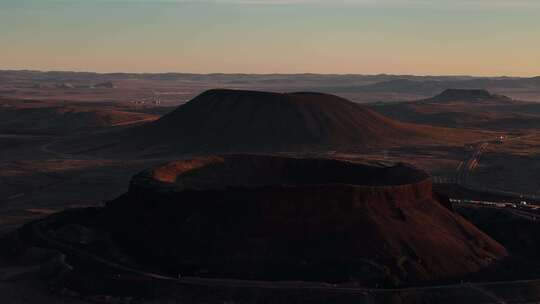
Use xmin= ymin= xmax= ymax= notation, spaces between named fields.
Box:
xmin=99 ymin=155 xmax=506 ymax=285
xmin=3 ymin=71 xmax=540 ymax=104
xmin=369 ymin=89 xmax=540 ymax=130
xmin=369 ymin=88 xmax=540 ymax=196
xmin=57 ymin=89 xmax=494 ymax=157
xmin=0 ymin=97 xmax=158 ymax=135
xmin=1 ymin=71 xmax=540 ymax=303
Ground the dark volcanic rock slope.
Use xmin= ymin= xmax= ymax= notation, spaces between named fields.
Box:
xmin=102 ymin=155 xmax=507 ymax=286
xmin=126 ymin=89 xmax=445 ymax=153
xmin=64 ymin=89 xmax=489 ymax=156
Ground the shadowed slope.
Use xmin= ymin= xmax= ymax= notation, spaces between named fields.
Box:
xmin=131 ymin=89 xmax=474 ymax=153
xmin=58 ymin=89 xmax=492 ymax=156
xmin=103 ymin=155 xmax=507 ymax=285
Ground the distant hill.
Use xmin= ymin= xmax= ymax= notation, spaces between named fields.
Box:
xmin=367 ymin=89 xmax=540 ymax=130
xmin=60 ymin=89 xmax=491 ymax=156
xmin=427 ymin=89 xmax=514 ymax=104
xmin=139 ymin=89 xmax=436 ymax=152
xmin=2 ymin=70 xmax=540 ymax=103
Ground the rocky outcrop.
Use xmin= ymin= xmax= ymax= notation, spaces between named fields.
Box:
xmin=102 ymin=155 xmax=507 ymax=286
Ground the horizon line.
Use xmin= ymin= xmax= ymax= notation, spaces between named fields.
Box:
xmin=1 ymin=68 xmax=538 ymax=79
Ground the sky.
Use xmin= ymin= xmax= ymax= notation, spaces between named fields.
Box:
xmin=1 ymin=0 xmax=539 ymax=76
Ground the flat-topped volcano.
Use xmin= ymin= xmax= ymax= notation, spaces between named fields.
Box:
xmin=102 ymin=155 xmax=507 ymax=285
xmin=429 ymin=89 xmax=513 ymax=103
xmin=130 ymin=89 xmax=441 ymax=153
xmin=58 ymin=89 xmax=493 ymax=156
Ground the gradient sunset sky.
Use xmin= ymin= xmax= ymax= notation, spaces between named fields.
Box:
xmin=1 ymin=0 xmax=539 ymax=76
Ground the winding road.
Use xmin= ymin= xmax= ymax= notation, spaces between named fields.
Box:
xmin=455 ymin=133 xmax=540 ymax=201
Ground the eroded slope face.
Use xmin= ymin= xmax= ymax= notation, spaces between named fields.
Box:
xmin=104 ymin=155 xmax=507 ymax=286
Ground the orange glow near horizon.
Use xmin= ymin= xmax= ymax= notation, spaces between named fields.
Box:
xmin=1 ymin=1 xmax=539 ymax=76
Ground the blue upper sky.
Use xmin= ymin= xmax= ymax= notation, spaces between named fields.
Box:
xmin=1 ymin=0 xmax=539 ymax=76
